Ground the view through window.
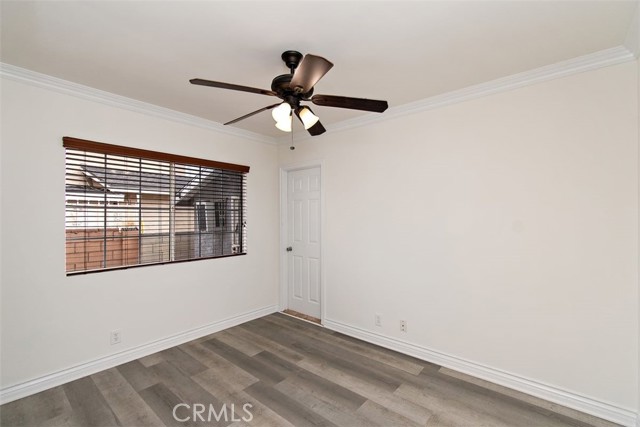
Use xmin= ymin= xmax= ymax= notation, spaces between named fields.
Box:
xmin=64 ymin=137 xmax=248 ymax=274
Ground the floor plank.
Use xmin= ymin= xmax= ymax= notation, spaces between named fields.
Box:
xmin=214 ymin=330 xmax=264 ymax=357
xmin=244 ymin=381 xmax=336 ymax=427
xmin=233 ymin=324 xmax=305 ymax=363
xmin=159 ymin=347 xmax=208 ymax=377
xmin=62 ymin=376 xmax=121 ymax=426
xmin=297 ymin=357 xmax=434 ymax=425
xmin=275 ymin=380 xmax=373 ymax=427
xmin=117 ymin=359 xmax=159 ymax=392
xmin=138 ymin=383 xmax=198 ymax=427
xmin=201 ymin=339 xmax=287 ymax=386
xmin=0 ymin=386 xmax=70 ymax=427
xmin=357 ymin=399 xmax=423 ymax=427
xmin=91 ymin=368 xmax=164 ymax=427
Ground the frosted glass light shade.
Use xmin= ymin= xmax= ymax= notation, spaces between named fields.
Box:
xmin=275 ymin=115 xmax=292 ymax=132
xmin=272 ymin=103 xmax=292 ymax=123
xmin=298 ymin=106 xmax=319 ymax=129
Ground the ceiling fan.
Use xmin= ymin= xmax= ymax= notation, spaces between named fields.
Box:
xmin=190 ymin=50 xmax=389 ymax=136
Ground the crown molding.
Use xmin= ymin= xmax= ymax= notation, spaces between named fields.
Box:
xmin=0 ymin=63 xmax=277 ymax=145
xmin=277 ymin=45 xmax=635 ymax=145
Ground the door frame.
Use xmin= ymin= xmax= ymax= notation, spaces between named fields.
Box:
xmin=279 ymin=160 xmax=326 ymax=323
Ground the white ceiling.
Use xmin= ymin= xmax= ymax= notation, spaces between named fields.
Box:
xmin=1 ymin=1 xmax=637 ymax=138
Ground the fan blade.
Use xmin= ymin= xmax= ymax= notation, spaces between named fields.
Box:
xmin=290 ymin=54 xmax=334 ymax=94
xmin=311 ymin=94 xmax=388 ymax=113
xmin=190 ymin=78 xmax=277 ymax=96
xmin=224 ymin=103 xmax=281 ymax=125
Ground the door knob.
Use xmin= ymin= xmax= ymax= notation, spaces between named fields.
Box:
xmin=286 ymin=246 xmax=293 ymax=252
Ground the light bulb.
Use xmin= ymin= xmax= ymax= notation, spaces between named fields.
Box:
xmin=272 ymin=103 xmax=292 ymax=123
xmin=275 ymin=115 xmax=292 ymax=132
xmin=298 ymin=106 xmax=320 ymax=129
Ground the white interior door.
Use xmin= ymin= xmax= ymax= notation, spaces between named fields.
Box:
xmin=287 ymin=167 xmax=321 ymax=318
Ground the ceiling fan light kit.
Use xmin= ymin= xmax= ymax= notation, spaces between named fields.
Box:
xmin=297 ymin=106 xmax=319 ymax=130
xmin=274 ymin=113 xmax=292 ymax=132
xmin=190 ymin=50 xmax=389 ymax=137
xmin=272 ymin=102 xmax=292 ymax=123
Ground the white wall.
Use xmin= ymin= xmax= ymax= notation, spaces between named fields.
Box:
xmin=637 ymin=53 xmax=640 ymax=425
xmin=634 ymin=5 xmax=640 ymax=425
xmin=0 ymin=78 xmax=279 ymax=389
xmin=633 ymin=7 xmax=640 ymax=426
xmin=280 ymin=62 xmax=638 ymax=411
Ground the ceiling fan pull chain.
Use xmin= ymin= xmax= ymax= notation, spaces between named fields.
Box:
xmin=290 ymin=126 xmax=295 ymax=151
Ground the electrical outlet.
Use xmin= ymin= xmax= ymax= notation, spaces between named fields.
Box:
xmin=375 ymin=314 xmax=382 ymax=327
xmin=110 ymin=330 xmax=122 ymax=345
xmin=400 ymin=320 xmax=407 ymax=333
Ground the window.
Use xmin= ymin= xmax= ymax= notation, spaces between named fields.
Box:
xmin=64 ymin=137 xmax=248 ymax=274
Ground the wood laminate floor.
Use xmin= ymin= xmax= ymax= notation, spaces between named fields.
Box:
xmin=0 ymin=313 xmax=621 ymax=427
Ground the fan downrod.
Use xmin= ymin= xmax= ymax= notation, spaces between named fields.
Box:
xmin=281 ymin=50 xmax=303 ymax=73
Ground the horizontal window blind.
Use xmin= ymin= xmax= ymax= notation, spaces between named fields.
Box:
xmin=64 ymin=137 xmax=248 ymax=274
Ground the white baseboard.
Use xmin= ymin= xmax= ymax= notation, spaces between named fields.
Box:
xmin=323 ymin=318 xmax=637 ymax=427
xmin=0 ymin=305 xmax=278 ymax=405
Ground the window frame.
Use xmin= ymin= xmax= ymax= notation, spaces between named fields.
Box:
xmin=63 ymin=137 xmax=249 ymax=276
